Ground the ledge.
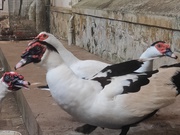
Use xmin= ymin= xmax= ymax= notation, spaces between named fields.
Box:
xmin=72 ymin=0 xmax=180 ymax=30
xmin=50 ymin=6 xmax=72 ymax=14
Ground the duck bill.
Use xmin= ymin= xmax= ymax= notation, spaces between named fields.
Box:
xmin=164 ymin=48 xmax=178 ymax=59
xmin=14 ymin=80 xmax=31 ymax=90
xmin=14 ymin=58 xmax=32 ymax=70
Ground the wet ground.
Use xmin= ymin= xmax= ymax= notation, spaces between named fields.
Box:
xmin=0 ymin=40 xmax=180 ymax=135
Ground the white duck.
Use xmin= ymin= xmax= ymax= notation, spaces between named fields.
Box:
xmin=15 ymin=41 xmax=180 ymax=135
xmin=0 ymin=72 xmax=30 ymax=109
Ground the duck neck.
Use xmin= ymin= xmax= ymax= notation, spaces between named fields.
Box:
xmin=39 ymin=50 xmax=63 ymax=71
xmin=0 ymin=78 xmax=8 ymax=102
xmin=135 ymin=47 xmax=161 ymax=73
xmin=52 ymin=39 xmax=79 ymax=66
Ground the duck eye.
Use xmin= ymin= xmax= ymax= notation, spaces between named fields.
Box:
xmin=43 ymin=34 xmax=47 ymax=38
xmin=4 ymin=74 xmax=11 ymax=82
xmin=29 ymin=46 xmax=40 ymax=55
xmin=157 ymin=44 xmax=161 ymax=48
xmin=33 ymin=46 xmax=41 ymax=54
xmin=35 ymin=46 xmax=41 ymax=51
xmin=4 ymin=75 xmax=10 ymax=80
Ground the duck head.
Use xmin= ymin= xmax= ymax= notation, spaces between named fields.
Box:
xmin=15 ymin=41 xmax=59 ymax=70
xmin=150 ymin=41 xmax=177 ymax=59
xmin=2 ymin=72 xmax=30 ymax=91
xmin=135 ymin=41 xmax=178 ymax=73
xmin=35 ymin=31 xmax=49 ymax=41
xmin=15 ymin=42 xmax=46 ymax=69
xmin=28 ymin=32 xmax=58 ymax=47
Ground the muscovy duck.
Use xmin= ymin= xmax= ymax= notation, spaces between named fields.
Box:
xmin=0 ymin=72 xmax=30 ymax=109
xmin=15 ymin=41 xmax=180 ymax=135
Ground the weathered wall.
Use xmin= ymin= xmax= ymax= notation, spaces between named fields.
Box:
xmin=49 ymin=0 xmax=81 ymax=40
xmin=50 ymin=7 xmax=72 ymax=40
xmin=73 ymin=14 xmax=179 ymax=66
xmin=0 ymin=0 xmax=8 ymax=15
xmin=50 ymin=0 xmax=72 ymax=8
xmin=50 ymin=0 xmax=180 ymax=68
xmin=50 ymin=0 xmax=82 ymax=8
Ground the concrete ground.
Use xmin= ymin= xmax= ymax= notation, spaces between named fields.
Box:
xmin=0 ymin=93 xmax=29 ymax=135
xmin=0 ymin=40 xmax=180 ymax=135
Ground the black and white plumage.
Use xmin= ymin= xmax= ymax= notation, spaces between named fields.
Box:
xmin=0 ymin=72 xmax=30 ymax=109
xmin=15 ymin=41 xmax=180 ymax=135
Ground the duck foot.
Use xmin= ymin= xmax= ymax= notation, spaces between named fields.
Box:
xmin=119 ymin=126 xmax=130 ymax=135
xmin=75 ymin=124 xmax=97 ymax=134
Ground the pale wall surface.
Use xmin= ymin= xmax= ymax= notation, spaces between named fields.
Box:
xmin=50 ymin=0 xmax=180 ymax=68
xmin=0 ymin=0 xmax=8 ymax=15
xmin=50 ymin=0 xmax=82 ymax=7
xmin=51 ymin=0 xmax=72 ymax=8
xmin=49 ymin=0 xmax=80 ymax=39
xmin=50 ymin=7 xmax=72 ymax=40
xmin=73 ymin=14 xmax=179 ymax=66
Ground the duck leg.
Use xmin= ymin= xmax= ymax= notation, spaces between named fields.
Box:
xmin=118 ymin=110 xmax=158 ymax=135
xmin=119 ymin=126 xmax=130 ymax=135
xmin=75 ymin=124 xmax=97 ymax=134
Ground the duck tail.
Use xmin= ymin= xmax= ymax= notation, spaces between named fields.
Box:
xmin=160 ymin=63 xmax=180 ymax=68
xmin=171 ymin=71 xmax=180 ymax=95
xmin=160 ymin=63 xmax=180 ymax=95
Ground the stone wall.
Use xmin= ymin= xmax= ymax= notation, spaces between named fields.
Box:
xmin=50 ymin=0 xmax=80 ymax=8
xmin=50 ymin=0 xmax=72 ymax=8
xmin=50 ymin=0 xmax=180 ymax=68
xmin=0 ymin=0 xmax=8 ymax=15
xmin=50 ymin=7 xmax=72 ymax=40
xmin=73 ymin=14 xmax=179 ymax=65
